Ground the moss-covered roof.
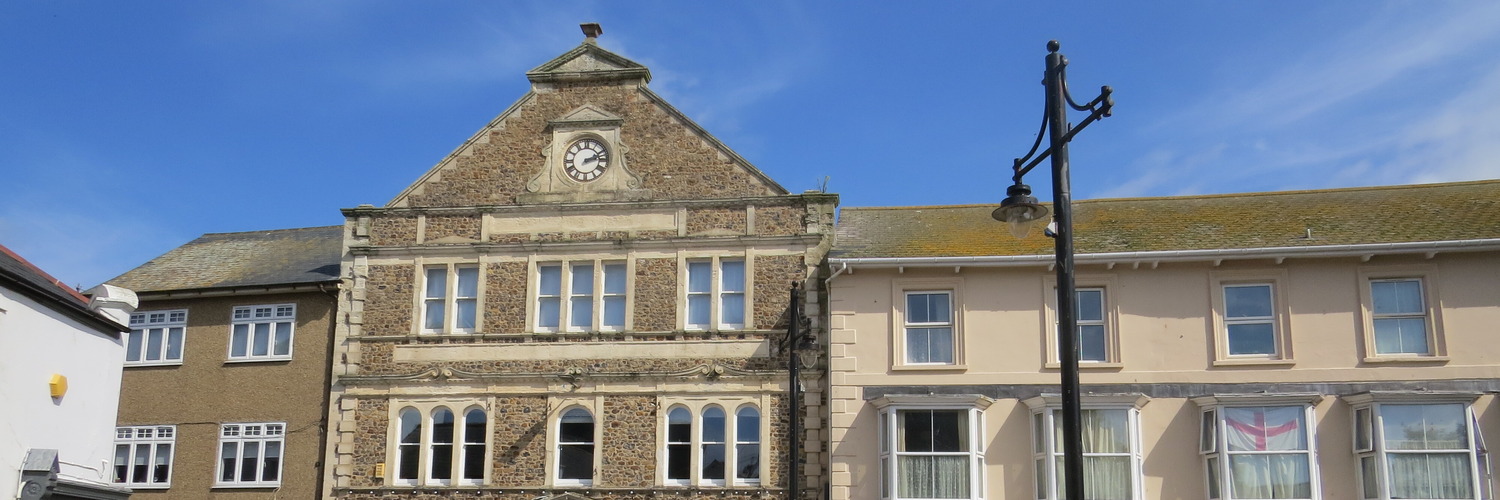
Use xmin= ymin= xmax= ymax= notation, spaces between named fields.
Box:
xmin=107 ymin=226 xmax=342 ymax=293
xmin=833 ymin=180 xmax=1500 ymax=259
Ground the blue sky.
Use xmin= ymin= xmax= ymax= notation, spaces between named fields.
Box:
xmin=3 ymin=1 xmax=1499 ymax=289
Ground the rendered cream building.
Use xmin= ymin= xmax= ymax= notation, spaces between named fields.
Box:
xmin=826 ymin=181 xmax=1500 ymax=500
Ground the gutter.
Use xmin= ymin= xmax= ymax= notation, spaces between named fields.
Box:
xmin=827 ymin=238 xmax=1500 ymax=273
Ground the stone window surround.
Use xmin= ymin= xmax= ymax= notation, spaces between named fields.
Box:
xmin=1042 ymin=274 xmax=1122 ymax=369
xmin=1192 ymin=393 xmax=1323 ymax=500
xmin=126 ymin=309 xmax=187 ymax=367
xmin=387 ymin=400 xmax=491 ymax=487
xmin=532 ymin=258 xmax=632 ymax=333
xmin=891 ymin=277 xmax=966 ymax=371
xmin=548 ymin=395 xmax=604 ymax=488
xmin=416 ymin=260 xmax=482 ymax=335
xmin=1209 ymin=270 xmax=1295 ymax=366
xmin=680 ymin=253 xmax=751 ymax=331
xmin=1356 ymin=266 xmax=1446 ymax=363
xmin=113 ymin=425 xmax=176 ymax=489
xmin=227 ymin=303 xmax=296 ymax=362
xmin=1026 ymin=394 xmax=1149 ymax=500
xmin=657 ymin=396 xmax=768 ymax=487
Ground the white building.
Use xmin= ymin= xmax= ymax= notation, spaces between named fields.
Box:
xmin=1 ymin=244 xmax=135 ymax=500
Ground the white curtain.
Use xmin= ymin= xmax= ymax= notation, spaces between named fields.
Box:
xmin=1055 ymin=410 xmax=1131 ymax=500
xmin=898 ymin=455 xmax=969 ymax=499
xmin=1388 ymin=453 xmax=1473 ymax=499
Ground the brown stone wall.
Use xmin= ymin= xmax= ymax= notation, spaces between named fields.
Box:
xmin=756 ymin=205 xmax=805 ymax=237
xmin=485 ymin=261 xmax=527 ymax=333
xmin=356 ymin=354 xmax=778 ymax=378
xmin=371 ymin=215 xmax=419 ymax=246
xmin=600 ymin=396 xmax=656 ymax=487
xmin=402 ymin=82 xmax=781 ymax=208
xmin=425 ymin=215 xmax=481 ymax=241
xmin=364 ymin=265 xmax=414 ymax=336
xmin=352 ymin=398 xmax=390 ymax=487
xmin=687 ymin=207 xmax=747 ymax=235
xmin=491 ymin=396 xmax=548 ymax=486
xmin=634 ymin=258 xmax=677 ymax=332
xmin=334 ymin=489 xmax=775 ymax=499
xmin=754 ymin=255 xmax=805 ymax=330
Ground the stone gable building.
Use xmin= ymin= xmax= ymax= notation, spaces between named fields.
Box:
xmin=323 ymin=25 xmax=836 ymax=500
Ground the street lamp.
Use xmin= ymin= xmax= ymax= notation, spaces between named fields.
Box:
xmin=995 ymin=40 xmax=1112 ymax=500
xmin=787 ymin=281 xmax=815 ymax=500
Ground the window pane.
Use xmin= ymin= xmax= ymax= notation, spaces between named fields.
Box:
xmin=1387 ymin=453 xmax=1472 ymax=499
xmin=425 ymin=268 xmax=447 ymax=299
xmin=1224 ymin=407 xmax=1307 ymax=452
xmin=560 ymin=409 xmax=593 ymax=443
xmin=702 ymin=408 xmax=726 ymax=442
xmin=897 ymin=455 xmax=969 ymax=498
xmin=113 ymin=445 xmax=129 ymax=483
xmin=464 ymin=410 xmax=486 ymax=444
xmin=602 ymin=296 xmax=625 ymax=327
xmin=231 ymin=324 xmax=250 ymax=357
xmin=908 ymin=293 xmax=951 ymax=324
xmin=166 ymin=327 xmax=184 ymax=360
xmin=907 ymin=329 xmax=931 ymax=364
xmin=1207 ymin=456 xmax=1221 ymax=499
xmin=926 ymin=328 xmax=955 ymax=364
xmin=399 ymin=409 xmax=422 ymax=443
xmin=1228 ymin=454 xmax=1311 ymax=499
xmin=571 ymin=264 xmax=594 ymax=295
xmin=432 ymin=409 xmax=455 ymax=443
xmin=570 ymin=297 xmax=592 ymax=329
xmin=220 ymin=442 xmax=237 ymax=482
xmin=1076 ymin=289 xmax=1104 ymax=321
xmin=133 ymin=444 xmax=149 ymax=483
xmin=425 ymin=300 xmax=445 ymax=330
xmin=456 ymin=267 xmax=478 ymax=297
xmin=721 ymin=260 xmax=745 ymax=293
xmin=603 ymin=264 xmax=626 ymax=294
xmin=668 ymin=408 xmax=691 ymax=442
xmin=153 ymin=444 xmax=172 ymax=483
xmin=721 ymin=293 xmax=745 ymax=326
xmin=559 ymin=444 xmax=594 ymax=480
xmin=687 ymin=295 xmax=710 ymax=326
xmin=126 ymin=331 xmax=143 ymax=362
xmin=261 ymin=442 xmax=280 ymax=482
xmin=702 ymin=444 xmax=725 ymax=480
xmin=1228 ymin=323 xmax=1277 ymax=355
xmin=1382 ymin=404 xmax=1467 ymax=450
xmin=1225 ymin=285 xmax=1273 ymax=318
xmin=273 ymin=322 xmax=292 ymax=356
xmin=736 ymin=444 xmax=760 ymax=479
xmin=688 ymin=262 xmax=711 ymax=293
xmin=737 ymin=408 xmax=760 ymax=442
xmin=1081 ymin=409 xmax=1129 ymax=453
xmin=538 ymin=266 xmax=562 ymax=295
xmin=456 ymin=300 xmax=476 ymax=330
xmin=1375 ymin=318 xmax=1428 ymax=354
xmin=1083 ymin=455 xmax=1132 ymax=499
xmin=239 ymin=442 xmax=259 ymax=481
xmin=1372 ymin=280 xmax=1424 ymax=314
xmin=1361 ymin=456 xmax=1378 ymax=499
xmin=668 ymin=443 xmax=691 ymax=480
xmin=1079 ymin=325 xmax=1107 ymax=361
xmin=463 ymin=443 xmax=484 ymax=480
xmin=538 ymin=297 xmax=560 ymax=328
xmin=252 ymin=323 xmax=270 ymax=356
xmin=146 ymin=329 xmax=163 ymax=361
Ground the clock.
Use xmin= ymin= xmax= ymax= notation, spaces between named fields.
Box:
xmin=563 ymin=138 xmax=609 ymax=182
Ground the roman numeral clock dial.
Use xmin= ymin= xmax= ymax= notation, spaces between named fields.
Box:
xmin=563 ymin=138 xmax=609 ymax=182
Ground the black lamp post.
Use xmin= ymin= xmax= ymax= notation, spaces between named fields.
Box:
xmin=993 ymin=40 xmax=1112 ymax=500
xmin=787 ymin=281 xmax=815 ymax=500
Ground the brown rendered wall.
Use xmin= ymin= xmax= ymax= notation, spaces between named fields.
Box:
xmin=118 ymin=290 xmax=335 ymax=500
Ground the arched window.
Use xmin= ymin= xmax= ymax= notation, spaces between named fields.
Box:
xmin=461 ymin=408 xmax=486 ymax=483
xmin=735 ymin=406 xmax=761 ymax=483
xmin=429 ymin=408 xmax=454 ymax=483
xmin=666 ymin=407 xmax=692 ymax=484
xmin=558 ymin=408 xmax=595 ymax=484
xmin=396 ymin=408 xmax=421 ymax=484
xmin=701 ymin=406 xmax=727 ymax=484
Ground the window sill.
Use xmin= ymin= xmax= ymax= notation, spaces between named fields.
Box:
xmin=1361 ymin=355 xmax=1450 ymax=365
xmin=115 ymin=484 xmax=169 ymax=490
xmin=1212 ymin=358 xmax=1297 ymax=367
xmin=213 ymin=483 xmax=282 ymax=489
xmin=225 ymin=356 xmax=292 ymax=364
xmin=891 ymin=364 xmax=967 ymax=372
xmin=125 ymin=361 xmax=183 ymax=368
xmin=1044 ymin=361 xmax=1123 ymax=370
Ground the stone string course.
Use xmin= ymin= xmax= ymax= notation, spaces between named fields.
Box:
xmin=355 ymin=354 xmax=780 ymax=378
xmin=403 ymin=82 xmax=780 ymax=208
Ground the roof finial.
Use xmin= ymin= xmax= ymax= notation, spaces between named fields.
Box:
xmin=581 ymin=23 xmax=603 ymax=44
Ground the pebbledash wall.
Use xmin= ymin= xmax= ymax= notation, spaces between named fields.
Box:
xmin=322 ymin=29 xmax=835 ymax=500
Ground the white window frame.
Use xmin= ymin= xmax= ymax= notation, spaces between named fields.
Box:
xmin=228 ymin=304 xmax=295 ymax=361
xmin=389 ymin=402 xmax=490 ymax=486
xmin=1027 ymin=395 xmax=1146 ymax=500
xmin=420 ymin=263 xmax=480 ymax=334
xmin=125 ymin=310 xmax=187 ymax=366
xmin=657 ymin=397 xmax=765 ymax=488
xmin=215 ymin=422 xmax=285 ymax=488
xmin=113 ymin=425 xmax=176 ymax=489
xmin=534 ymin=260 xmax=629 ymax=333
xmin=1043 ymin=275 xmax=1120 ymax=367
xmin=1357 ymin=268 xmax=1445 ymax=361
xmin=1194 ymin=394 xmax=1322 ymax=500
xmin=552 ymin=404 xmax=598 ymax=487
xmin=902 ymin=290 xmax=957 ymax=366
xmin=873 ymin=394 xmax=992 ymax=500
xmin=684 ymin=257 xmax=747 ymax=331
xmin=1345 ymin=392 xmax=1483 ymax=500
xmin=1209 ymin=271 xmax=1294 ymax=364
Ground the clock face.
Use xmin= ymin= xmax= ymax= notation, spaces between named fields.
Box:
xmin=563 ymin=138 xmax=609 ymax=182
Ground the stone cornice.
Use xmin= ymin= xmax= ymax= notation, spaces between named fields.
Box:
xmin=338 ymin=361 xmax=792 ymax=387
xmin=348 ymin=234 xmax=825 ymax=257
xmin=347 ymin=194 xmax=833 ymax=217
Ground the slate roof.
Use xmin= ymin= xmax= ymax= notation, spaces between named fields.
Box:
xmin=833 ymin=180 xmax=1500 ymax=259
xmin=1 ymin=243 xmax=125 ymax=333
xmin=107 ymin=226 xmax=343 ymax=293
